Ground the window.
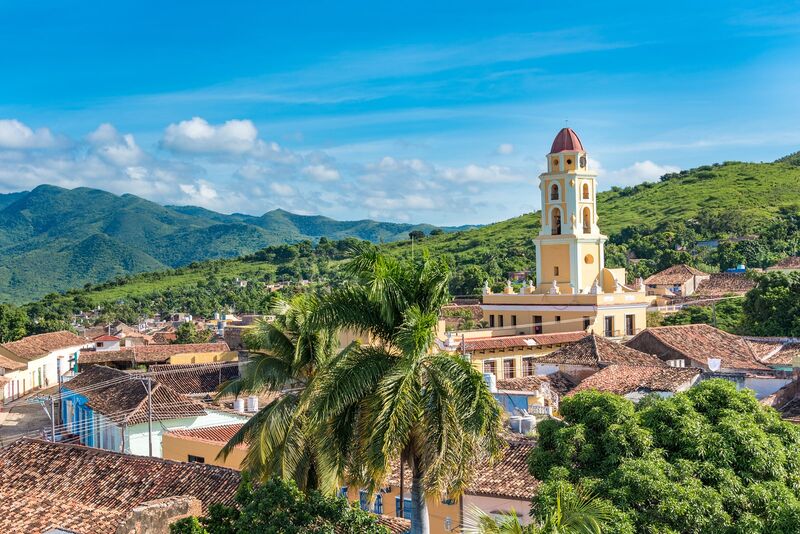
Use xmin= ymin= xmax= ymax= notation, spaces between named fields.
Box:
xmin=533 ymin=315 xmax=543 ymax=335
xmin=188 ymin=455 xmax=205 ymax=463
xmin=604 ymin=316 xmax=614 ymax=337
xmin=584 ymin=254 xmax=594 ymax=264
xmin=550 ymin=183 xmax=560 ymax=201
xmin=551 ymin=208 xmax=562 ymax=235
xmin=583 ymin=316 xmax=591 ymax=330
xmin=511 ymin=315 xmax=517 ymax=326
xmin=396 ymin=497 xmax=413 ymax=520
xmin=554 ymin=266 xmax=559 ymax=276
xmin=552 ymin=157 xmax=559 ymax=170
xmin=339 ymin=486 xmax=349 ymax=498
xmin=503 ymin=359 xmax=516 ymax=379
xmin=583 ymin=207 xmax=591 ymax=234
xmin=498 ymin=315 xmax=504 ymax=327
xmin=373 ymin=494 xmax=383 ymax=515
xmin=582 ymin=183 xmax=590 ymax=199
xmin=625 ymin=314 xmax=635 ymax=336
xmin=359 ymin=490 xmax=369 ymax=511
xmin=523 ymin=357 xmax=534 ymax=376
xmin=489 ymin=314 xmax=495 ymax=328
xmin=483 ymin=360 xmax=497 ymax=376
xmin=555 ymin=315 xmax=561 ymax=323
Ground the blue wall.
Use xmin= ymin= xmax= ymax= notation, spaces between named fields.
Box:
xmin=61 ymin=387 xmax=95 ymax=447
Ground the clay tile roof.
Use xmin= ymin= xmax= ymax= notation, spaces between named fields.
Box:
xmin=376 ymin=515 xmax=411 ymax=534
xmin=693 ymin=273 xmax=755 ymax=298
xmin=166 ymin=423 xmax=244 ymax=446
xmin=0 ymin=438 xmax=241 ymax=534
xmin=759 ymin=342 xmax=800 ymax=366
xmin=497 ymin=375 xmax=546 ymax=392
xmin=767 ymin=256 xmax=800 ymax=270
xmin=626 ymin=324 xmax=770 ymax=371
xmin=0 ymin=353 xmax=26 ymax=371
xmin=78 ymin=342 xmax=230 ymax=366
xmin=147 ymin=362 xmax=239 ymax=395
xmin=550 ymin=127 xmax=584 ymax=153
xmin=92 ymin=335 xmax=120 ymax=342
xmin=543 ymin=371 xmax=579 ymax=395
xmin=64 ymin=366 xmax=207 ymax=424
xmin=644 ymin=264 xmax=708 ymax=285
xmin=1 ymin=331 xmax=87 ymax=361
xmin=462 ymin=331 xmax=587 ymax=352
xmin=535 ymin=333 xmax=665 ymax=367
xmin=568 ymin=364 xmax=701 ymax=396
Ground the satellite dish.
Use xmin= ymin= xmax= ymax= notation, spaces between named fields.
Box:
xmin=708 ymin=358 xmax=721 ymax=372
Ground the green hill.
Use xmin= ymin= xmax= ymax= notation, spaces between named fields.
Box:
xmin=50 ymin=157 xmax=800 ymax=314
xmin=0 ymin=185 xmax=464 ymax=302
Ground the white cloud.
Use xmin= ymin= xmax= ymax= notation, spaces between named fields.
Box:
xmin=598 ymin=160 xmax=680 ymax=187
xmin=0 ymin=119 xmax=58 ymax=149
xmin=438 ymin=164 xmax=527 ymax=184
xmin=162 ymin=117 xmax=259 ymax=154
xmin=497 ymin=143 xmax=514 ymax=155
xmin=179 ymin=181 xmax=219 ymax=203
xmin=270 ymin=182 xmax=295 ymax=196
xmin=302 ymin=164 xmax=340 ymax=182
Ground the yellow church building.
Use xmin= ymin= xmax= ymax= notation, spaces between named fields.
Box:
xmin=481 ymin=127 xmax=649 ymax=338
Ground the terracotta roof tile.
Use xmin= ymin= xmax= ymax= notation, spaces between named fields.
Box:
xmin=568 ymin=364 xmax=701 ymax=396
xmin=64 ymin=366 xmax=207 ymax=424
xmin=0 ymin=353 xmax=27 ymax=371
xmin=462 ymin=332 xmax=587 ymax=352
xmin=693 ymin=273 xmax=756 ymax=297
xmin=147 ymin=362 xmax=239 ymax=395
xmin=92 ymin=335 xmax=120 ymax=342
xmin=497 ymin=375 xmax=546 ymax=392
xmin=1 ymin=331 xmax=87 ymax=361
xmin=644 ymin=264 xmax=708 ymax=285
xmin=376 ymin=515 xmax=411 ymax=534
xmin=536 ymin=333 xmax=665 ymax=367
xmin=78 ymin=342 xmax=230 ymax=366
xmin=761 ymin=342 xmax=800 ymax=366
xmin=166 ymin=423 xmax=244 ymax=446
xmin=0 ymin=439 xmax=240 ymax=534
xmin=626 ymin=324 xmax=770 ymax=371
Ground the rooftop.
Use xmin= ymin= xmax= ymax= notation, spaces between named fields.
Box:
xmin=79 ymin=341 xmax=230 ymax=366
xmin=147 ymin=362 xmax=239 ymax=395
xmin=64 ymin=366 xmax=207 ymax=424
xmin=461 ymin=331 xmax=587 ymax=352
xmin=0 ymin=439 xmax=241 ymax=534
xmin=568 ymin=364 xmax=701 ymax=396
xmin=535 ymin=333 xmax=665 ymax=367
xmin=165 ymin=423 xmax=244 ymax=448
xmin=767 ymin=256 xmax=800 ymax=270
xmin=693 ymin=272 xmax=756 ymax=298
xmin=496 ymin=375 xmax=547 ymax=392
xmin=550 ymin=127 xmax=584 ymax=153
xmin=626 ymin=324 xmax=770 ymax=371
xmin=1 ymin=331 xmax=87 ymax=361
xmin=644 ymin=264 xmax=708 ymax=286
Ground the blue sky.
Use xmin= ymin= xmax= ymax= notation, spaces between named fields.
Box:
xmin=0 ymin=0 xmax=799 ymax=225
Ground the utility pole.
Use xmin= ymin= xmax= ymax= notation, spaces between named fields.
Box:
xmin=712 ymin=300 xmax=717 ymax=328
xmin=146 ymin=377 xmax=153 ymax=457
xmin=399 ymin=458 xmax=404 ymax=518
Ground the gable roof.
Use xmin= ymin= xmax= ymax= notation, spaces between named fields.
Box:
xmin=63 ymin=366 xmax=206 ymax=424
xmin=147 ymin=362 xmax=239 ymax=395
xmin=0 ymin=352 xmax=27 ymax=371
xmin=92 ymin=334 xmax=120 ymax=342
xmin=757 ymin=342 xmax=800 ymax=366
xmin=78 ymin=341 xmax=230 ymax=366
xmin=461 ymin=331 xmax=587 ymax=352
xmin=496 ymin=375 xmax=547 ymax=392
xmin=568 ymin=364 xmax=701 ymax=396
xmin=1 ymin=331 xmax=87 ymax=361
xmin=693 ymin=273 xmax=756 ymax=297
xmin=644 ymin=264 xmax=708 ymax=285
xmin=166 ymin=423 xmax=245 ymax=448
xmin=0 ymin=438 xmax=241 ymax=534
xmin=626 ymin=324 xmax=770 ymax=371
xmin=535 ymin=333 xmax=665 ymax=367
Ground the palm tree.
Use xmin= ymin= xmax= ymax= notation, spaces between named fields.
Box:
xmin=217 ymin=295 xmax=344 ymax=492
xmin=311 ymin=244 xmax=504 ymax=534
xmin=463 ymin=486 xmax=614 ymax=534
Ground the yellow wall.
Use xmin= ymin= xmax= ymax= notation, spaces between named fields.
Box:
xmin=578 ymin=242 xmax=601 ymax=289
xmin=539 ymin=243 xmax=571 ymax=284
xmin=345 ymin=486 xmax=460 ymax=534
xmin=162 ymin=434 xmax=246 ymax=469
xmin=169 ymin=351 xmax=238 ymax=365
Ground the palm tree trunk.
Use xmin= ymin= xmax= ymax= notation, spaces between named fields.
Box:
xmin=409 ymin=457 xmax=430 ymax=534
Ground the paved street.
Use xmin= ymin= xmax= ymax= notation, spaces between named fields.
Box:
xmin=0 ymin=390 xmax=57 ymax=446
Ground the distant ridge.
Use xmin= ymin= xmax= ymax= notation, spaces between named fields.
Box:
xmin=0 ymin=184 xmax=471 ymax=302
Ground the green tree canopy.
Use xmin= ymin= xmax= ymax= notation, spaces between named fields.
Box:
xmin=528 ymin=380 xmax=800 ymax=533
xmin=741 ymin=272 xmax=800 ymax=336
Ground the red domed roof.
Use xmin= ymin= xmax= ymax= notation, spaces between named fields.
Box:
xmin=550 ymin=127 xmax=584 ymax=153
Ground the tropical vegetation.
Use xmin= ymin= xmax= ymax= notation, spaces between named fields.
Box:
xmin=528 ymin=380 xmax=800 ymax=533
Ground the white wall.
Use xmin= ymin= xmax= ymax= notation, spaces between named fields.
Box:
xmin=462 ymin=494 xmax=533 ymax=526
xmin=125 ymin=410 xmax=248 ymax=457
xmin=744 ymin=376 xmax=793 ymax=400
xmin=2 ymin=344 xmax=84 ymax=400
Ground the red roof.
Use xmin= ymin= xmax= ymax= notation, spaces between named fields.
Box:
xmin=550 ymin=127 xmax=584 ymax=153
xmin=462 ymin=331 xmax=587 ymax=352
xmin=93 ymin=334 xmax=121 ymax=342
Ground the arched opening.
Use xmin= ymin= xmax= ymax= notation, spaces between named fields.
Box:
xmin=550 ymin=183 xmax=560 ymax=201
xmin=551 ymin=207 xmax=562 ymax=235
xmin=552 ymin=158 xmax=559 ymax=170
xmin=582 ymin=183 xmax=590 ymax=199
xmin=583 ymin=207 xmax=591 ymax=234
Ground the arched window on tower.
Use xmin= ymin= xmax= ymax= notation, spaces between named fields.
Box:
xmin=582 ymin=183 xmax=590 ymax=200
xmin=583 ymin=207 xmax=591 ymax=234
xmin=550 ymin=183 xmax=560 ymax=201
xmin=552 ymin=208 xmax=562 ymax=235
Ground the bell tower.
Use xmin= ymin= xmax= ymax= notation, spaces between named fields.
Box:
xmin=534 ymin=128 xmax=606 ymax=294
